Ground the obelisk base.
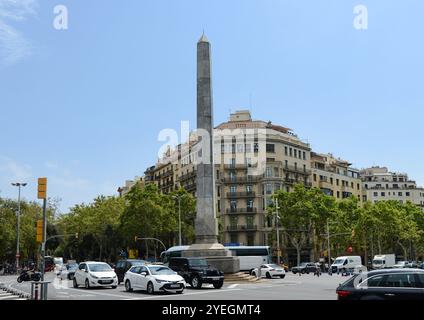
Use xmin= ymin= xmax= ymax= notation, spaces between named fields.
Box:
xmin=182 ymin=243 xmax=240 ymax=274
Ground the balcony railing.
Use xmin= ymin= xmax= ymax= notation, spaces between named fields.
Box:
xmin=183 ymin=183 xmax=196 ymax=191
xmin=227 ymin=225 xmax=258 ymax=231
xmin=178 ymin=172 xmax=196 ymax=181
xmin=223 ymin=163 xmax=258 ymax=170
xmin=226 ymin=192 xmax=256 ymax=198
xmin=226 ymin=208 xmax=257 ymax=214
xmin=283 ymin=165 xmax=311 ymax=175
xmin=222 ymin=177 xmax=260 ymax=184
xmin=162 ymin=171 xmax=173 ymax=178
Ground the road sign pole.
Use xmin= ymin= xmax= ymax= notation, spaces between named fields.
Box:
xmin=41 ymin=198 xmax=47 ymax=282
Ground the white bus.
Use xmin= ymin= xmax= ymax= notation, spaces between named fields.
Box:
xmin=160 ymin=245 xmax=271 ymax=272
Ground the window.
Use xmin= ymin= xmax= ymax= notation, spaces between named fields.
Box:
xmin=246 ymin=199 xmax=254 ymax=210
xmin=406 ymin=192 xmax=410 ymax=197
xmin=382 ymin=273 xmax=417 ymax=288
xmin=230 ymin=216 xmax=238 ymax=227
xmin=266 ymin=183 xmax=272 ymax=195
xmin=373 ymin=192 xmax=378 ymax=197
xmin=330 ymin=177 xmax=333 ymax=185
xmin=284 ymin=146 xmax=288 ymax=156
xmin=294 ymin=162 xmax=298 ymax=170
xmin=246 ymin=185 xmax=253 ymax=193
xmin=313 ymin=174 xmax=317 ymax=182
xmin=336 ymin=179 xmax=339 ymax=186
xmin=230 ymin=186 xmax=237 ymax=194
xmin=357 ymin=183 xmax=360 ymax=190
xmin=303 ymin=151 xmax=306 ymax=160
xmin=266 ymin=167 xmax=272 ymax=177
xmin=381 ymin=192 xmax=385 ymax=197
xmin=337 ymin=191 xmax=340 ymax=198
xmin=364 ymin=275 xmax=384 ymax=287
xmin=274 ymin=167 xmax=279 ymax=177
xmin=216 ymin=170 xmax=220 ymax=179
xmin=230 ymin=233 xmax=238 ymax=244
xmin=217 ymin=186 xmax=221 ymax=197
xmin=246 ymin=216 xmax=254 ymax=228
xmin=289 ymin=148 xmax=292 ymax=157
xmin=398 ymin=192 xmax=402 ymax=196
xmin=230 ymin=200 xmax=237 ymax=211
xmin=266 ymin=144 xmax=275 ymax=153
xmin=294 ymin=149 xmax=297 ymax=158
xmin=247 ymin=233 xmax=254 ymax=246
xmin=285 ymin=160 xmax=288 ymax=169
xmin=303 ymin=164 xmax=306 ymax=173
xmin=217 ymin=200 xmax=220 ymax=212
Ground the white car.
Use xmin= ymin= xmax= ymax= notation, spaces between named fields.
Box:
xmin=58 ymin=263 xmax=79 ymax=280
xmin=73 ymin=262 xmax=118 ymax=289
xmin=352 ymin=264 xmax=368 ymax=275
xmin=393 ymin=261 xmax=409 ymax=268
xmin=124 ymin=264 xmax=185 ymax=294
xmin=251 ymin=264 xmax=286 ymax=279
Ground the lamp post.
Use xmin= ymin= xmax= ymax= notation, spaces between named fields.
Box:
xmin=11 ymin=182 xmax=27 ymax=270
xmin=172 ymin=195 xmax=183 ymax=246
xmin=273 ymin=197 xmax=281 ymax=265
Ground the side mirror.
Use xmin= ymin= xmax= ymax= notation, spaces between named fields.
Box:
xmin=84 ymin=269 xmax=88 ymax=273
xmin=140 ymin=272 xmax=147 ymax=276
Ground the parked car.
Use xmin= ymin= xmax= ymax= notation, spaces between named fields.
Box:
xmin=351 ymin=265 xmax=368 ymax=275
xmin=73 ymin=261 xmax=118 ymax=289
xmin=336 ymin=268 xmax=424 ymax=300
xmin=291 ymin=262 xmax=317 ymax=274
xmin=124 ymin=265 xmax=185 ymax=294
xmin=58 ymin=262 xmax=79 ymax=280
xmin=331 ymin=256 xmax=362 ymax=274
xmin=393 ymin=261 xmax=409 ymax=268
xmin=251 ymin=264 xmax=286 ymax=279
xmin=168 ymin=257 xmax=224 ymax=289
xmin=407 ymin=261 xmax=419 ymax=268
xmin=115 ymin=259 xmax=147 ymax=284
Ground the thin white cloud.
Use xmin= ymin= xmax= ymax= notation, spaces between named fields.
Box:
xmin=0 ymin=155 xmax=32 ymax=181
xmin=0 ymin=0 xmax=38 ymax=66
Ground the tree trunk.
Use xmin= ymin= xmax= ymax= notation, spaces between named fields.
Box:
xmin=296 ymin=246 xmax=301 ymax=266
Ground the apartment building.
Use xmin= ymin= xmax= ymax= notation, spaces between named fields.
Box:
xmin=311 ymin=152 xmax=362 ymax=202
xmin=117 ymin=176 xmax=145 ymax=197
xmin=361 ymin=166 xmax=424 ymax=211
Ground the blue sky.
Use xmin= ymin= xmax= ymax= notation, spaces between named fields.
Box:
xmin=0 ymin=0 xmax=423 ymax=212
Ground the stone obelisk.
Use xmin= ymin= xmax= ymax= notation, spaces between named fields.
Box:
xmin=182 ymin=33 xmax=240 ymax=273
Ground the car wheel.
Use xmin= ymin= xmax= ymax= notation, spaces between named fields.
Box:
xmin=111 ymin=286 xmax=117 ymax=289
xmin=252 ymin=271 xmax=257 ymax=277
xmin=280 ymin=275 xmax=285 ymax=279
xmin=147 ymin=281 xmax=154 ymax=294
xmin=191 ymin=276 xmax=202 ymax=289
xmin=213 ymin=281 xmax=223 ymax=289
xmin=301 ymin=270 xmax=306 ymax=274
xmin=85 ymin=279 xmax=90 ymax=289
xmin=266 ymin=272 xmax=272 ymax=279
xmin=73 ymin=278 xmax=78 ymax=288
xmin=292 ymin=271 xmax=297 ymax=274
xmin=17 ymin=276 xmax=22 ymax=283
xmin=125 ymin=280 xmax=133 ymax=292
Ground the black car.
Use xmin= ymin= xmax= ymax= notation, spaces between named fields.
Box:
xmin=291 ymin=262 xmax=318 ymax=274
xmin=168 ymin=257 xmax=224 ymax=289
xmin=336 ymin=268 xmax=424 ymax=300
xmin=115 ymin=259 xmax=147 ymax=284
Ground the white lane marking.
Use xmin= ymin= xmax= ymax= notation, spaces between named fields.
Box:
xmin=125 ymin=288 xmax=242 ymax=300
xmin=63 ymin=287 xmax=132 ymax=299
xmin=228 ymin=284 xmax=239 ymax=289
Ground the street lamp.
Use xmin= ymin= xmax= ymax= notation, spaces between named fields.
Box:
xmin=11 ymin=182 xmax=27 ymax=270
xmin=172 ymin=195 xmax=183 ymax=246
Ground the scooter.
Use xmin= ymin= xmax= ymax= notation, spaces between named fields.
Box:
xmin=17 ymin=269 xmax=41 ymax=283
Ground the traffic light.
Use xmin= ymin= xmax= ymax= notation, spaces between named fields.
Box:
xmin=36 ymin=219 xmax=43 ymax=243
xmin=37 ymin=177 xmax=47 ymax=199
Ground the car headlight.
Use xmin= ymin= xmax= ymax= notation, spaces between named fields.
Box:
xmin=91 ymin=275 xmax=98 ymax=279
xmin=155 ymin=279 xmax=168 ymax=283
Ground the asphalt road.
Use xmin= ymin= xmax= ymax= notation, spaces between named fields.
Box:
xmin=0 ymin=272 xmax=346 ymax=300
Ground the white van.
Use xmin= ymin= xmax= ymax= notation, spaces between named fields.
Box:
xmin=331 ymin=256 xmax=362 ymax=273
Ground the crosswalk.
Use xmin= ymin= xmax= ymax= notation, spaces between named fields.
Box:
xmin=0 ymin=291 xmax=28 ymax=300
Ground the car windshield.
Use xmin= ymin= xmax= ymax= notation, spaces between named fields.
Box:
xmin=67 ymin=264 xmax=78 ymax=270
xmin=299 ymin=263 xmax=308 ymax=266
xmin=373 ymin=260 xmax=383 ymax=264
xmin=189 ymin=259 xmax=208 ymax=267
xmin=268 ymin=264 xmax=280 ymax=268
xmin=148 ymin=266 xmax=175 ymax=275
xmin=334 ymin=259 xmax=345 ymax=264
xmin=88 ymin=264 xmax=112 ymax=272
xmin=130 ymin=260 xmax=146 ymax=266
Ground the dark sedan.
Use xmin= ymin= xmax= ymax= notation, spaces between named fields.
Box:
xmin=291 ymin=263 xmax=318 ymax=274
xmin=115 ymin=259 xmax=147 ymax=284
xmin=336 ymin=268 xmax=424 ymax=300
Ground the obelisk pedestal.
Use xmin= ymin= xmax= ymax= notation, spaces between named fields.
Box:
xmin=182 ymin=33 xmax=240 ymax=273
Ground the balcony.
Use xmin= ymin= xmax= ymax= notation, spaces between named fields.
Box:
xmin=183 ymin=183 xmax=196 ymax=191
xmin=178 ymin=171 xmax=196 ymax=181
xmin=283 ymin=165 xmax=311 ymax=175
xmin=222 ymin=177 xmax=260 ymax=184
xmin=226 ymin=208 xmax=257 ymax=214
xmin=223 ymin=163 xmax=258 ymax=170
xmin=226 ymin=225 xmax=258 ymax=232
xmin=226 ymin=192 xmax=256 ymax=198
xmin=162 ymin=171 xmax=173 ymax=178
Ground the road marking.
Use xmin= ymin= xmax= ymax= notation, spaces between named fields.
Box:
xmin=125 ymin=288 xmax=242 ymax=300
xmin=63 ymin=287 xmax=131 ymax=299
xmin=0 ymin=294 xmax=20 ymax=300
xmin=228 ymin=284 xmax=239 ymax=289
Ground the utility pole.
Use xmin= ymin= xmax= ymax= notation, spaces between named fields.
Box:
xmin=327 ymin=219 xmax=331 ymax=269
xmin=275 ymin=198 xmax=281 ymax=265
xmin=11 ymin=182 xmax=27 ymax=270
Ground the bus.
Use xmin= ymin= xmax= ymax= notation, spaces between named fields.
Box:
xmin=160 ymin=245 xmax=271 ymax=272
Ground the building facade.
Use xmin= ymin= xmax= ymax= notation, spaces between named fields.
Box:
xmin=311 ymin=152 xmax=362 ymax=203
xmin=361 ymin=166 xmax=424 ymax=211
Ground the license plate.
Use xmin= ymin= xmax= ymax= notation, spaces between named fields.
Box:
xmin=170 ymin=284 xmax=180 ymax=288
xmin=212 ymin=277 xmax=220 ymax=280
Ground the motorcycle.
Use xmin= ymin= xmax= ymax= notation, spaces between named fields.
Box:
xmin=17 ymin=269 xmax=41 ymax=283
